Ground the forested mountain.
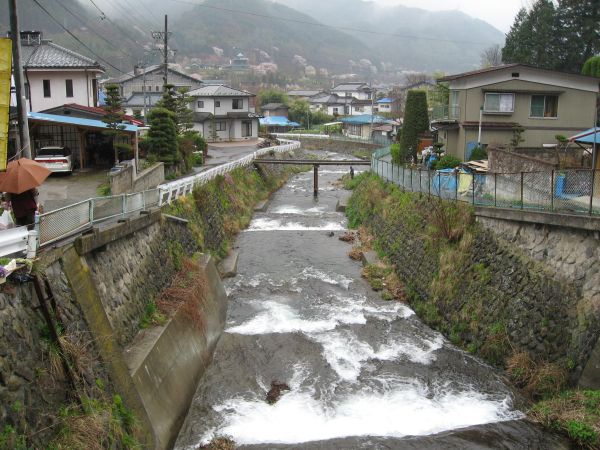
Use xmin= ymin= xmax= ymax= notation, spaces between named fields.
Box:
xmin=2 ymin=0 xmax=506 ymax=76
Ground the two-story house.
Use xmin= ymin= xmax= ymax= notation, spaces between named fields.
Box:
xmin=432 ymin=64 xmax=600 ymax=160
xmin=18 ymin=31 xmax=104 ymax=112
xmin=188 ymin=85 xmax=260 ymax=142
xmin=331 ymin=82 xmax=373 ymax=100
xmin=309 ymin=93 xmax=374 ymax=116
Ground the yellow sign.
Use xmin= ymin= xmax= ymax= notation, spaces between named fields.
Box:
xmin=0 ymin=38 xmax=11 ymax=171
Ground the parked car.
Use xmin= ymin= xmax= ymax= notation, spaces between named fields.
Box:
xmin=34 ymin=146 xmax=73 ymax=174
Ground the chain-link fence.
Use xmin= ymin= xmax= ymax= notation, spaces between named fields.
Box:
xmin=372 ymin=150 xmax=600 ymax=216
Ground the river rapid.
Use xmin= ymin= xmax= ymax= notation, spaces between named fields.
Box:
xmin=175 ymin=152 xmax=569 ymax=450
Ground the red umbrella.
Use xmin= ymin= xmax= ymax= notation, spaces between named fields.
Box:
xmin=0 ymin=158 xmax=51 ymax=194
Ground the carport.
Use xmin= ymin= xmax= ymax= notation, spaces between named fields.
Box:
xmin=27 ymin=112 xmax=139 ymax=170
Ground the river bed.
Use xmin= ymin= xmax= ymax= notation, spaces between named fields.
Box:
xmin=175 ymin=153 xmax=569 ymax=450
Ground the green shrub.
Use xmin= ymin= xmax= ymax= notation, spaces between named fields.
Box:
xmin=469 ymin=146 xmax=487 ymax=160
xmin=566 ymin=421 xmax=597 ymax=446
xmin=391 ymin=143 xmax=409 ymax=164
xmin=434 ymin=155 xmax=461 ymax=170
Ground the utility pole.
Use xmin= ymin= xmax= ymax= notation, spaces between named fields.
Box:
xmin=151 ymin=15 xmax=171 ymax=91
xmin=9 ymin=0 xmax=31 ymax=159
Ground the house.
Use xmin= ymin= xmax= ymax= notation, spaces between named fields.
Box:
xmin=17 ymin=31 xmax=104 ymax=112
xmin=227 ymin=53 xmax=250 ymax=71
xmin=41 ymin=103 xmax=144 ymax=126
xmin=309 ymin=94 xmax=374 ymax=116
xmin=432 ymin=64 xmax=600 ymax=160
xmin=286 ymin=89 xmax=327 ymax=101
xmin=105 ymin=64 xmax=203 ymax=105
xmin=375 ymin=97 xmax=400 ymax=115
xmin=122 ymin=92 xmax=164 ymax=118
xmin=261 ymin=103 xmax=289 ymax=118
xmin=340 ymin=114 xmax=399 ymax=140
xmin=188 ymin=85 xmax=260 ymax=142
xmin=331 ymin=82 xmax=373 ymax=100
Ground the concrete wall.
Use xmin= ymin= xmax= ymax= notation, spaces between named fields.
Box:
xmin=488 ymin=146 xmax=557 ymax=173
xmin=474 ymin=207 xmax=600 ymax=388
xmin=109 ymin=162 xmax=165 ymax=195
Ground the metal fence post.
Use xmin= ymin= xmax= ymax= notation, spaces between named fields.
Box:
xmin=472 ymin=173 xmax=475 ymax=205
xmin=494 ymin=173 xmax=497 ymax=207
xmin=428 ymin=169 xmax=431 ymax=199
xmin=122 ymin=194 xmax=126 ymax=217
xmin=520 ymin=172 xmax=524 ymax=210
xmin=455 ymin=171 xmax=458 ymax=201
xmin=590 ymin=168 xmax=596 ymax=215
xmin=89 ymin=199 xmax=94 ymax=224
xmin=438 ymin=172 xmax=441 ymax=199
xmin=419 ymin=168 xmax=422 ymax=194
xmin=550 ymin=170 xmax=555 ymax=212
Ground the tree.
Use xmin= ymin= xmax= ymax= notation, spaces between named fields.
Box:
xmin=556 ymin=0 xmax=600 ymax=72
xmin=582 ymin=56 xmax=600 ymax=77
xmin=102 ymin=84 xmax=129 ymax=165
xmin=155 ymin=83 xmax=177 ymax=114
xmin=175 ymin=88 xmax=194 ymax=134
xmin=146 ymin=107 xmax=178 ymax=163
xmin=502 ymin=1 xmax=557 ymax=70
xmin=480 ymin=45 xmax=503 ymax=68
xmin=258 ymin=88 xmax=288 ymax=107
xmin=289 ymin=100 xmax=311 ymax=128
xmin=399 ymin=90 xmax=429 ymax=163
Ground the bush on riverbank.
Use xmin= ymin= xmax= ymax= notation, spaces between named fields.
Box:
xmin=345 ymin=172 xmax=600 ymax=448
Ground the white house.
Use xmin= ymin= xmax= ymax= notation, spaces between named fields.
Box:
xmin=309 ymin=93 xmax=374 ymax=116
xmin=19 ymin=31 xmax=104 ymax=112
xmin=331 ymin=82 xmax=372 ymax=100
xmin=188 ymin=85 xmax=260 ymax=142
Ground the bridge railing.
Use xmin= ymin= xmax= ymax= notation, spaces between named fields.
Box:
xmin=24 ymin=140 xmax=301 ymax=254
xmin=371 ymin=150 xmax=600 ymax=216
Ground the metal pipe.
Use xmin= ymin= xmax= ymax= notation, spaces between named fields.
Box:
xmin=313 ymin=164 xmax=319 ymax=197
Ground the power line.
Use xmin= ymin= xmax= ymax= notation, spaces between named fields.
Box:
xmin=54 ymin=0 xmax=130 ymax=58
xmin=31 ymin=0 xmax=126 ymax=73
xmin=86 ymin=0 xmax=149 ymax=51
xmin=170 ymin=0 xmax=495 ymax=46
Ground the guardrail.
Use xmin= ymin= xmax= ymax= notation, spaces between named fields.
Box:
xmin=0 ymin=140 xmax=301 ymax=257
xmin=273 ymin=133 xmax=390 ymax=145
xmin=372 ymin=149 xmax=600 ymax=216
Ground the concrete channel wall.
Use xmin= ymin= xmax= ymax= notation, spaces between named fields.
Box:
xmin=475 ymin=207 xmax=600 ymax=388
xmin=0 ymin=210 xmax=228 ymax=448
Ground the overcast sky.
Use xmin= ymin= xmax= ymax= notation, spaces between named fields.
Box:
xmin=376 ymin=0 xmax=528 ymax=32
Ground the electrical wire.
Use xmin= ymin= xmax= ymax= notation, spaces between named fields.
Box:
xmin=170 ymin=0 xmax=495 ymax=46
xmin=86 ymin=0 xmax=150 ymax=51
xmin=31 ymin=0 xmax=126 ymax=74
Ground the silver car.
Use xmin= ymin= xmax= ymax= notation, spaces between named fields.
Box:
xmin=34 ymin=146 xmax=73 ymax=174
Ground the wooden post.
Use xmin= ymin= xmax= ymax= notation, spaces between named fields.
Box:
xmin=313 ymin=164 xmax=319 ymax=197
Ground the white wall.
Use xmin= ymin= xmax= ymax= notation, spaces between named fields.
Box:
xmin=121 ymin=70 xmax=201 ymax=98
xmin=193 ymin=96 xmax=249 ymax=115
xmin=27 ymin=69 xmax=101 ymax=112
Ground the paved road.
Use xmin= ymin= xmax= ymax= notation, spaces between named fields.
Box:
xmin=37 ymin=170 xmax=107 ymax=212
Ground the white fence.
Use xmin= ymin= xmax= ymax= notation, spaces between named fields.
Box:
xmin=0 ymin=140 xmax=301 ymax=257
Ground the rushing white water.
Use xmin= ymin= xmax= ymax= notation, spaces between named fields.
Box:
xmin=176 ymin=158 xmax=529 ymax=450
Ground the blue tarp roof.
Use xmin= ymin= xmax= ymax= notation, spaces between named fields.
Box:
xmin=28 ymin=111 xmax=139 ymax=132
xmin=259 ymin=116 xmax=300 ymax=127
xmin=340 ymin=114 xmax=396 ymax=125
xmin=378 ymin=97 xmax=393 ymax=103
xmin=570 ymin=127 xmax=600 ymax=144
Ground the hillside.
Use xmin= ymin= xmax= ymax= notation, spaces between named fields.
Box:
xmin=276 ymin=0 xmax=505 ymax=72
xmin=171 ymin=0 xmax=374 ymax=74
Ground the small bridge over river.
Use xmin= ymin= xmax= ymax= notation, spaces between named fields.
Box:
xmin=255 ymin=159 xmax=371 ymax=196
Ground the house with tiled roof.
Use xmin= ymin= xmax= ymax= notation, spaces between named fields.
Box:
xmin=432 ymin=64 xmax=600 ymax=160
xmin=309 ymin=93 xmax=374 ymax=117
xmin=105 ymin=64 xmax=203 ymax=102
xmin=188 ymin=85 xmax=260 ymax=142
xmin=18 ymin=31 xmax=105 ymax=112
xmin=41 ymin=103 xmax=144 ymax=126
xmin=331 ymin=82 xmax=373 ymax=101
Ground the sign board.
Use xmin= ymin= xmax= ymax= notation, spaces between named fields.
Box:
xmin=0 ymin=39 xmax=11 ymax=171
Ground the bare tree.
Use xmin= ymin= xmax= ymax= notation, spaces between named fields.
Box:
xmin=480 ymin=44 xmax=503 ymax=68
xmin=404 ymin=72 xmax=430 ymax=86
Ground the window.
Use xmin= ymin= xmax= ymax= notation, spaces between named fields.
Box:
xmin=242 ymin=120 xmax=252 ymax=137
xmin=484 ymin=93 xmax=514 ymax=113
xmin=155 ymin=86 xmax=160 ymax=92
xmin=349 ymin=124 xmax=362 ymax=136
xmin=197 ymin=100 xmax=204 ymax=108
xmin=43 ymin=79 xmax=51 ymax=98
xmin=333 ymin=107 xmax=339 ymax=114
xmin=530 ymin=95 xmax=558 ymax=118
xmin=215 ymin=100 xmax=221 ymax=107
xmin=354 ymin=106 xmax=360 ymax=111
xmin=450 ymin=90 xmax=460 ymax=119
xmin=232 ymin=99 xmax=243 ymax=109
xmin=65 ymin=79 xmax=73 ymax=98
xmin=215 ymin=121 xmax=226 ymax=131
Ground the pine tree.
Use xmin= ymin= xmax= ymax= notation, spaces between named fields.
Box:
xmin=155 ymin=84 xmax=177 ymax=114
xmin=101 ymin=84 xmax=129 ymax=165
xmin=502 ymin=1 xmax=557 ymax=69
xmin=555 ymin=0 xmax=600 ymax=72
xmin=146 ymin=107 xmax=178 ymax=163
xmin=175 ymin=88 xmax=194 ymax=134
xmin=399 ymin=90 xmax=429 ymax=163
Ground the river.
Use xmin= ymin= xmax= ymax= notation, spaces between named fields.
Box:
xmin=175 ymin=152 xmax=569 ymax=450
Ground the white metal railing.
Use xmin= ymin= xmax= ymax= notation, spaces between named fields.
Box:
xmin=0 ymin=140 xmax=301 ymax=257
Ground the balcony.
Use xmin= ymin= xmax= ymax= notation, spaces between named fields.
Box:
xmin=431 ymin=105 xmax=460 ymax=122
